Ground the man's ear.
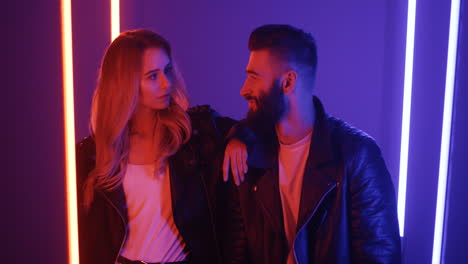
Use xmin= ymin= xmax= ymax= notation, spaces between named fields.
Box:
xmin=281 ymin=70 xmax=298 ymax=94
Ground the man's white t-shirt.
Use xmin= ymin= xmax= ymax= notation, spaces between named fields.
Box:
xmin=278 ymin=132 xmax=313 ymax=264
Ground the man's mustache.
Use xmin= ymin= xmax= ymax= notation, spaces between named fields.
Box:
xmin=244 ymin=95 xmax=256 ymax=101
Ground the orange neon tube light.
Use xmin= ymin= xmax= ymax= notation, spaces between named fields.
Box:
xmin=111 ymin=0 xmax=120 ymax=40
xmin=61 ymin=0 xmax=79 ymax=263
xmin=62 ymin=1 xmax=119 ymax=263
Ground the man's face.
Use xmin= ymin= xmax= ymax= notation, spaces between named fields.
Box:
xmin=241 ymin=50 xmax=286 ymax=131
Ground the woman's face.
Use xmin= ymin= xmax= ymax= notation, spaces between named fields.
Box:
xmin=139 ymin=48 xmax=173 ymax=110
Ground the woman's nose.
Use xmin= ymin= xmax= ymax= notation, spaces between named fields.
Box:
xmin=160 ymin=73 xmax=171 ymax=91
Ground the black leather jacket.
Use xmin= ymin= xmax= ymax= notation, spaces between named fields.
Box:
xmin=76 ymin=105 xmax=236 ymax=264
xmin=224 ymin=97 xmax=401 ymax=264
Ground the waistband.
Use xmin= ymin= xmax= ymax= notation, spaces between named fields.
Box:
xmin=117 ymin=255 xmax=188 ymax=264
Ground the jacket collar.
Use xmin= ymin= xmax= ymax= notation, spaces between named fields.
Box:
xmin=307 ymin=96 xmax=334 ymax=167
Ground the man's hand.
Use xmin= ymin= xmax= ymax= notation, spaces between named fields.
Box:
xmin=223 ymin=138 xmax=248 ymax=186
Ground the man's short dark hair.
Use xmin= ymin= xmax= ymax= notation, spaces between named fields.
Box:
xmin=248 ymin=24 xmax=317 ymax=78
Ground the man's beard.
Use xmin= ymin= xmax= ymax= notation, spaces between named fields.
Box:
xmin=244 ymin=80 xmax=286 ymax=146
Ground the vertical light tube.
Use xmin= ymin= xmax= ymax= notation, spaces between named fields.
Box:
xmin=432 ymin=0 xmax=460 ymax=263
xmin=111 ymin=0 xmax=120 ymax=40
xmin=398 ymin=0 xmax=417 ymax=237
xmin=60 ymin=0 xmax=79 ymax=263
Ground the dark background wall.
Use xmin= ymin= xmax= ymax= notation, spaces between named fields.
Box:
xmin=5 ymin=0 xmax=467 ymax=263
xmin=5 ymin=0 xmax=67 ymax=263
xmin=118 ymin=0 xmax=406 ymax=187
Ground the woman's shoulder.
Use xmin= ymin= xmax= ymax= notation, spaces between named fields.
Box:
xmin=76 ymin=136 xmax=96 ymax=182
xmin=187 ymin=105 xmax=218 ymax=120
xmin=76 ymin=136 xmax=96 ymax=158
xmin=187 ymin=104 xmax=238 ymax=138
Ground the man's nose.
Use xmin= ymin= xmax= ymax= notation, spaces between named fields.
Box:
xmin=240 ymin=82 xmax=250 ymax=97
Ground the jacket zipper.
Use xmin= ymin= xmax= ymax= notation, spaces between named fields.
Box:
xmin=293 ymin=182 xmax=337 ymax=264
xmin=101 ymin=191 xmax=128 ymax=264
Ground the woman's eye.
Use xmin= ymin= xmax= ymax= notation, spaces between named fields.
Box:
xmin=149 ymin=73 xmax=157 ymax=80
xmin=164 ymin=66 xmax=173 ymax=74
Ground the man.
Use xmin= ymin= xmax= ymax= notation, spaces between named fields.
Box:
xmin=222 ymin=24 xmax=401 ymax=264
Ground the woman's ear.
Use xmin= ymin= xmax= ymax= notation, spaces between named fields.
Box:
xmin=281 ymin=70 xmax=298 ymax=94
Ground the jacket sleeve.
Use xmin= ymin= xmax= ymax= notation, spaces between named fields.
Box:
xmin=225 ymin=119 xmax=257 ymax=147
xmin=187 ymin=105 xmax=239 ymax=181
xmin=348 ymin=139 xmax=402 ymax=264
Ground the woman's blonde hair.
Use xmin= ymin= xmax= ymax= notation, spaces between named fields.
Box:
xmin=84 ymin=29 xmax=191 ymax=208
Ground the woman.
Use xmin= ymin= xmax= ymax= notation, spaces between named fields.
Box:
xmin=76 ymin=29 xmax=237 ymax=264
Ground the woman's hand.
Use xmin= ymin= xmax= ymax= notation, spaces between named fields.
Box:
xmin=223 ymin=138 xmax=248 ymax=186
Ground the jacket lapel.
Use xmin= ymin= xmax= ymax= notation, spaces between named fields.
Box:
xmin=167 ymin=146 xmax=217 ymax=260
xmin=255 ymin=165 xmax=285 ymax=234
xmin=168 ymin=153 xmax=194 ymax=236
xmin=246 ymin=125 xmax=284 ymax=233
xmin=101 ymin=184 xmax=128 ymax=225
xmin=253 ymin=165 xmax=289 ymax=263
xmin=296 ymin=96 xmax=337 ymax=232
